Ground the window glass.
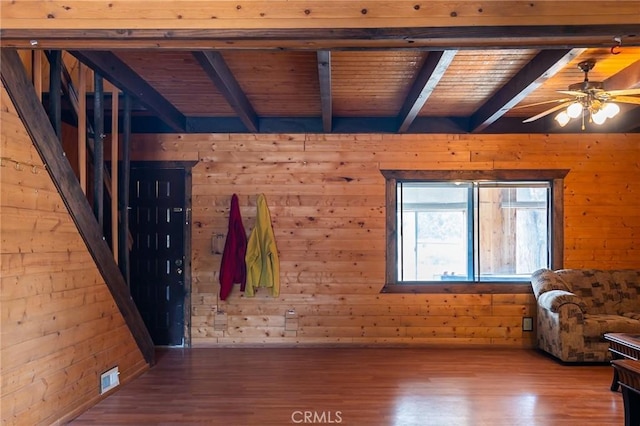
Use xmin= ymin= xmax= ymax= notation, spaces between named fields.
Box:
xmin=398 ymin=183 xmax=470 ymax=281
xmin=477 ymin=185 xmax=549 ymax=282
xmin=396 ymin=181 xmax=550 ymax=283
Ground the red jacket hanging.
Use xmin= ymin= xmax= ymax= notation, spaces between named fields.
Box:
xmin=219 ymin=194 xmax=247 ymax=301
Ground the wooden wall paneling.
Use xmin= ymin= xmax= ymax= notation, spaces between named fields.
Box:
xmin=2 ymin=320 xmax=128 ymax=396
xmin=0 ymin=110 xmax=147 ymax=424
xmin=128 ymin=131 xmax=640 ymax=348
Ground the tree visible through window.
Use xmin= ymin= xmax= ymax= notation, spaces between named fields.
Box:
xmin=382 ymin=170 xmax=568 ymax=292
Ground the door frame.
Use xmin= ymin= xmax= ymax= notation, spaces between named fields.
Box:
xmin=130 ymin=160 xmax=196 ymax=347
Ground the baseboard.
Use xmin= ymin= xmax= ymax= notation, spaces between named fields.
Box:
xmin=52 ymin=361 xmax=150 ymax=425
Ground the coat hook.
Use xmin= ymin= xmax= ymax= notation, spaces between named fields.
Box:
xmin=611 ymin=36 xmax=622 ymax=55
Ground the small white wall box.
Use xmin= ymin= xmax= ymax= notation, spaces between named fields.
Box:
xmin=100 ymin=366 xmax=120 ymax=394
xmin=214 ymin=310 xmax=228 ymax=331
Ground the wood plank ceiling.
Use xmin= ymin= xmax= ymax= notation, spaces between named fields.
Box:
xmin=69 ymin=46 xmax=640 ymax=134
xmin=3 ymin=16 xmax=640 ymax=134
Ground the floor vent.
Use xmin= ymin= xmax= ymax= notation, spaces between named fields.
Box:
xmin=100 ymin=366 xmax=120 ymax=394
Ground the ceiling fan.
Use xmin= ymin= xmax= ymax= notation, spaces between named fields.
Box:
xmin=517 ymin=60 xmax=640 ymax=129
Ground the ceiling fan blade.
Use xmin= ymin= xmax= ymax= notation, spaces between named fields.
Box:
xmin=511 ymin=98 xmax=573 ymax=110
xmin=611 ymin=95 xmax=640 ymax=105
xmin=606 ymin=88 xmax=640 ymax=96
xmin=522 ymin=101 xmax=573 ymax=123
xmin=557 ymin=90 xmax=589 ymax=97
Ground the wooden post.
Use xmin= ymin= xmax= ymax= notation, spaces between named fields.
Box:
xmin=32 ymin=50 xmax=43 ymax=101
xmin=78 ymin=64 xmax=87 ymax=194
xmin=118 ymin=93 xmax=132 ymax=286
xmin=110 ymin=82 xmax=119 ymax=262
xmin=93 ymin=72 xmax=104 ymax=229
xmin=47 ymin=50 xmax=62 ymax=139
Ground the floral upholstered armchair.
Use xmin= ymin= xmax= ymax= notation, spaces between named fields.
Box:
xmin=530 ymin=268 xmax=640 ymax=362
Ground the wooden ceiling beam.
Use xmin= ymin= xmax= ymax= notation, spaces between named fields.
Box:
xmin=69 ymin=50 xmax=186 ymax=132
xmin=316 ymin=50 xmax=332 ymax=132
xmin=469 ymin=48 xmax=587 ymax=133
xmin=121 ymin=115 xmax=637 ymax=134
xmin=616 ymin=106 xmax=640 ymax=132
xmin=605 ymin=60 xmax=640 ymax=90
xmin=2 ymin=1 xmax=639 ymax=30
xmin=397 ymin=50 xmax=457 ymax=133
xmin=192 ymin=50 xmax=258 ymax=133
xmin=4 ymin=24 xmax=640 ymax=50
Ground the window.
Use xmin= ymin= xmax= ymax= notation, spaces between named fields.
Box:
xmin=381 ymin=170 xmax=568 ymax=293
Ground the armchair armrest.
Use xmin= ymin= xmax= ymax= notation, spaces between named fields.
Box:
xmin=531 ymin=268 xmax=571 ymax=298
xmin=537 ymin=289 xmax=588 ymax=314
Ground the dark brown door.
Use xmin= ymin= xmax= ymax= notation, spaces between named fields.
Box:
xmin=129 ymin=167 xmax=186 ymax=346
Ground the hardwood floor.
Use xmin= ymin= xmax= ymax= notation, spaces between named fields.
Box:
xmin=70 ymin=347 xmax=623 ymax=426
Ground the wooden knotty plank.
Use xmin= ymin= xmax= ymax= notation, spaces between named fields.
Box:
xmin=0 ymin=47 xmax=155 ymax=365
xmin=2 ymin=1 xmax=640 ymax=28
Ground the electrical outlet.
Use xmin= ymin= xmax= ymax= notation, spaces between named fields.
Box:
xmin=214 ymin=311 xmax=228 ymax=331
xmin=522 ymin=317 xmax=534 ymax=332
xmin=285 ymin=308 xmax=298 ymax=331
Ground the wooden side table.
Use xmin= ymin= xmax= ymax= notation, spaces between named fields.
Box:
xmin=611 ymin=359 xmax=640 ymax=426
xmin=604 ymin=333 xmax=640 ymax=391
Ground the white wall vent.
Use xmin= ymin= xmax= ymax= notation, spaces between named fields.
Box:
xmin=100 ymin=366 xmax=120 ymax=394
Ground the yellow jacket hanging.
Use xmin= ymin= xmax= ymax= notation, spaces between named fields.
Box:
xmin=244 ymin=194 xmax=280 ymax=297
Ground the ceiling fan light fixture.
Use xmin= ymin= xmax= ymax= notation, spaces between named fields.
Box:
xmin=603 ymin=102 xmax=620 ymax=118
xmin=520 ymin=59 xmax=639 ymax=130
xmin=566 ymin=101 xmax=583 ymax=118
xmin=591 ymin=108 xmax=608 ymax=125
xmin=555 ymin=111 xmax=570 ymax=127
